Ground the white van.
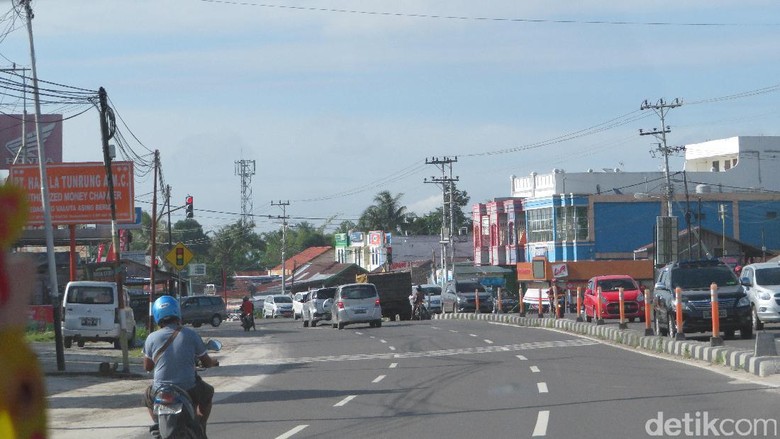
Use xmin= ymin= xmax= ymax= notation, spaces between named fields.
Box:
xmin=61 ymin=281 xmax=136 ymax=349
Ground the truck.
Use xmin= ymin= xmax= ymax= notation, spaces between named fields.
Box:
xmin=356 ymin=271 xmax=413 ymax=320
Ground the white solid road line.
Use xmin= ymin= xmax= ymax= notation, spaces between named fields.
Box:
xmin=334 ymin=395 xmax=357 ymax=407
xmin=389 ymin=363 xmax=398 ymax=368
xmin=537 ymin=382 xmax=548 ymax=393
xmin=530 ymin=366 xmax=540 ymax=373
xmin=532 ymin=410 xmax=550 ymax=436
xmin=275 ymin=425 xmax=309 ymax=439
xmin=372 ymin=375 xmax=386 ymax=383
xmin=516 ymin=355 xmax=528 ymax=360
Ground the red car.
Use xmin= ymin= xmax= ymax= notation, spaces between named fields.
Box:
xmin=584 ymin=275 xmax=645 ymax=322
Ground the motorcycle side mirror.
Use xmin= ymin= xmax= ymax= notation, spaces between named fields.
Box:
xmin=206 ymin=339 xmax=222 ymax=352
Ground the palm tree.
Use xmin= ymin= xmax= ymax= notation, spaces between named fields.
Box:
xmin=358 ymin=191 xmax=407 ymax=233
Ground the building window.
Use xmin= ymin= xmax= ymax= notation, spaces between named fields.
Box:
xmin=527 ymin=208 xmax=553 ymax=243
xmin=508 ymin=221 xmax=515 ymax=245
xmin=555 ymin=206 xmax=589 ymax=241
xmin=711 ymin=161 xmax=720 ymax=172
xmin=724 ymin=160 xmax=731 ymax=170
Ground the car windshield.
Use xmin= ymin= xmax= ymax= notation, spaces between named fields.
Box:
xmin=457 ymin=282 xmax=485 ymax=293
xmin=274 ymin=296 xmax=293 ymax=303
xmin=340 ymin=285 xmax=377 ymax=299
xmin=755 ymin=267 xmax=780 ymax=286
xmin=316 ymin=288 xmax=337 ymax=299
xmin=419 ymin=286 xmax=441 ymax=296
xmin=597 ymin=278 xmax=637 ymax=291
xmin=67 ymin=286 xmax=114 ymax=304
xmin=672 ymin=267 xmax=738 ymax=289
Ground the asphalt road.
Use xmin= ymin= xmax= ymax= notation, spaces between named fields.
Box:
xmin=43 ymin=315 xmax=780 ymax=438
xmin=205 ymin=317 xmax=779 ymax=439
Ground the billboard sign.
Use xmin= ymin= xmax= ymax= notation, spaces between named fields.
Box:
xmin=8 ymin=161 xmax=134 ymax=225
xmin=0 ymin=114 xmax=63 ymax=169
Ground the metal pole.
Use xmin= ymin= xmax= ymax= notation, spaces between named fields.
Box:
xmin=22 ymin=0 xmax=64 ymax=371
xmin=148 ymin=151 xmax=158 ymax=332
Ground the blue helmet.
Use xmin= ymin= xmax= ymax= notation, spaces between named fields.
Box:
xmin=152 ymin=295 xmax=181 ymax=325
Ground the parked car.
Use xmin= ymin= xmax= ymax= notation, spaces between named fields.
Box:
xmin=180 ymin=295 xmax=228 ymax=328
xmin=263 ymin=294 xmax=294 ymax=318
xmin=332 ymin=283 xmax=382 ymax=329
xmin=739 ymin=261 xmax=780 ymax=330
xmin=522 ymin=288 xmax=552 ymax=314
xmin=410 ymin=284 xmax=443 ymax=314
xmin=303 ymin=287 xmax=336 ymax=327
xmin=61 ymin=281 xmax=136 ymax=349
xmin=583 ymin=275 xmax=645 ymax=322
xmin=652 ymin=259 xmax=752 ymax=339
xmin=442 ymin=280 xmax=493 ymax=313
xmin=292 ymin=292 xmax=308 ymax=320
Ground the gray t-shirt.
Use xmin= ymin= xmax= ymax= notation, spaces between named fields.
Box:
xmin=143 ymin=324 xmax=207 ymax=391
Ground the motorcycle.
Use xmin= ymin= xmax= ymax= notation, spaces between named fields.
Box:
xmin=150 ymin=339 xmax=221 ymax=439
xmin=412 ymin=303 xmax=431 ymax=320
xmin=240 ymin=312 xmax=255 ymax=331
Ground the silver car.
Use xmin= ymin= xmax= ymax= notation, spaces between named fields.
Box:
xmin=302 ymin=287 xmax=336 ymax=327
xmin=332 ymin=283 xmax=382 ymax=330
xmin=740 ymin=262 xmax=780 ymax=330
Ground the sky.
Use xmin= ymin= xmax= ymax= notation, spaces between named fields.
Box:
xmin=1 ymin=0 xmax=780 ymax=234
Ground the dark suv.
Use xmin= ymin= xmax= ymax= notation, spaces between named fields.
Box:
xmin=652 ymin=259 xmax=751 ymax=339
xmin=180 ymin=295 xmax=228 ymax=328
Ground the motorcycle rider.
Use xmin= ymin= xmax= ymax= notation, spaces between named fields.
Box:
xmin=410 ymin=286 xmax=426 ymax=319
xmin=143 ymin=295 xmax=219 ymax=435
xmin=240 ymin=296 xmax=255 ymax=330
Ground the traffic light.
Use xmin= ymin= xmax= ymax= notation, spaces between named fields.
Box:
xmin=185 ymin=195 xmax=193 ymax=218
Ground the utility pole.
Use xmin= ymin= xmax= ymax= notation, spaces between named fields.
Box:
xmin=235 ymin=159 xmax=256 ymax=226
xmin=98 ymin=87 xmax=129 ymax=373
xmin=272 ymin=201 xmax=290 ymax=294
xmin=148 ymin=151 xmax=159 ymax=332
xmin=424 ymin=157 xmax=459 ymax=288
xmin=21 ymin=0 xmax=64 ymax=371
xmin=639 ymin=98 xmax=683 ymax=216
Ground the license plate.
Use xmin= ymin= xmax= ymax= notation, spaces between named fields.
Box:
xmin=702 ymin=310 xmax=728 ymax=318
xmin=81 ymin=317 xmax=99 ymax=326
xmin=353 ymin=308 xmax=366 ymax=314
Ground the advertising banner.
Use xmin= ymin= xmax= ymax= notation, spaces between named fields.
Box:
xmin=8 ymin=161 xmax=135 ymax=225
xmin=0 ymin=114 xmax=63 ymax=169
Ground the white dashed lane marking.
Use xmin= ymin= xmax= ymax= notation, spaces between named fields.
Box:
xmin=380 ymin=339 xmax=387 ymax=343
xmin=389 ymin=346 xmax=396 ymax=351
xmin=516 ymin=355 xmax=528 ymax=361
xmin=530 ymin=366 xmax=540 ymax=373
xmin=469 ymin=334 xmax=478 ymax=337
xmin=532 ymin=410 xmax=550 ymax=436
xmin=275 ymin=425 xmax=308 ymax=439
xmin=334 ymin=395 xmax=357 ymax=407
xmin=372 ymin=375 xmax=386 ymax=383
xmin=537 ymin=382 xmax=548 ymax=393
xmin=389 ymin=363 xmax=398 ymax=369
xmin=484 ymin=339 xmax=494 ymax=344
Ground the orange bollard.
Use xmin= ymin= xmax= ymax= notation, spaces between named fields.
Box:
xmin=475 ymin=290 xmax=480 ymax=314
xmin=596 ymin=286 xmax=605 ymax=325
xmin=576 ymin=286 xmax=583 ymax=322
xmin=552 ymin=285 xmax=559 ymax=319
xmin=674 ymin=287 xmax=685 ymax=340
xmin=618 ymin=287 xmax=627 ymax=329
xmin=644 ymin=288 xmax=653 ymax=336
xmin=710 ymin=283 xmax=723 ymax=346
xmin=519 ymin=288 xmax=526 ymax=316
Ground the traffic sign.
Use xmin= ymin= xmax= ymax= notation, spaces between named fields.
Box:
xmin=165 ymin=242 xmax=194 ymax=270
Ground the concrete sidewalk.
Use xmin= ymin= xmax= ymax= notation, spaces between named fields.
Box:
xmin=33 ymin=334 xmax=278 ymax=439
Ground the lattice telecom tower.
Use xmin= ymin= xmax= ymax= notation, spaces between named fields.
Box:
xmin=234 ymin=159 xmax=256 ymax=225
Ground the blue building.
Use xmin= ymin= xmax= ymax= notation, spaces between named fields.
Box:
xmin=474 ymin=136 xmax=780 ymax=265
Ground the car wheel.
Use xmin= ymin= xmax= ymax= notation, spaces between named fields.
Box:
xmin=303 ymin=319 xmax=309 ymax=327
xmin=78 ymin=339 xmax=85 ymax=348
xmin=338 ymin=321 xmax=345 ymax=330
xmin=311 ymin=319 xmax=318 ymax=327
xmin=64 ymin=337 xmax=72 ymax=348
xmin=211 ymin=315 xmax=222 ymax=327
xmin=586 ymin=314 xmax=592 ymax=323
xmin=752 ymin=306 xmax=764 ymax=331
xmin=724 ymin=329 xmax=736 ymax=340
xmin=193 ymin=322 xmax=202 ymax=328
xmin=628 ymin=317 xmax=636 ymax=323
xmin=113 ymin=338 xmax=120 ymax=349
xmin=375 ymin=320 xmax=382 ymax=328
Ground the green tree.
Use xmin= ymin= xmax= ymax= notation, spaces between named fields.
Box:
xmin=207 ymin=221 xmax=264 ymax=286
xmin=358 ymin=191 xmax=408 ymax=233
xmin=260 ymin=221 xmax=332 ymax=269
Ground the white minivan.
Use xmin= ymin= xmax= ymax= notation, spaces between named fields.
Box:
xmin=740 ymin=262 xmax=780 ymax=330
xmin=61 ymin=281 xmax=136 ymax=349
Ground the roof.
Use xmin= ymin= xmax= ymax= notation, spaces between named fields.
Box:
xmin=269 ymin=246 xmax=333 ymax=273
xmin=291 ymin=259 xmax=363 ymax=284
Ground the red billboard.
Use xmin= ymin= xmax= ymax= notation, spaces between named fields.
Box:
xmin=8 ymin=161 xmax=134 ymax=225
xmin=0 ymin=114 xmax=63 ymax=170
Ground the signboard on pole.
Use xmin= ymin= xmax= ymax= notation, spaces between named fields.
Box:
xmin=0 ymin=114 xmax=63 ymax=169
xmin=8 ymin=161 xmax=135 ymax=225
xmin=165 ymin=242 xmax=193 ymax=271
